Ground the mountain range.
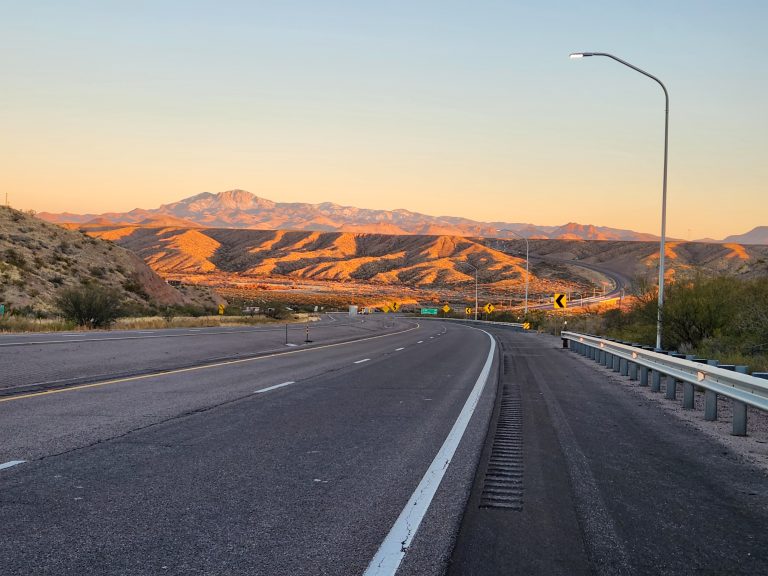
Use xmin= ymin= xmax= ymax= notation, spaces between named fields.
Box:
xmin=37 ymin=189 xmax=766 ymax=244
xmin=36 ymin=189 xmax=664 ymax=241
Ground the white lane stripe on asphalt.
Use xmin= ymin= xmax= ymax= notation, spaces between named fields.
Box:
xmin=0 ymin=460 xmax=26 ymax=471
xmin=254 ymin=381 xmax=295 ymax=394
xmin=354 ymin=358 xmax=370 ymax=364
xmin=395 ymin=347 xmax=405 ymax=351
xmin=364 ymin=329 xmax=496 ymax=576
xmin=417 ymin=340 xmax=423 ymax=344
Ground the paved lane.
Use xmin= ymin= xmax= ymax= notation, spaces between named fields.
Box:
xmin=0 ymin=314 xmax=406 ymax=393
xmin=450 ymin=329 xmax=768 ymax=575
xmin=0 ymin=322 xmax=497 ymax=576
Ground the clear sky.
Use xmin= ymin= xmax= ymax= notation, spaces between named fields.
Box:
xmin=1 ymin=0 xmax=766 ymax=239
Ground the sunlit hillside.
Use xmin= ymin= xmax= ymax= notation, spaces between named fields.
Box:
xmin=85 ymin=227 xmax=542 ymax=289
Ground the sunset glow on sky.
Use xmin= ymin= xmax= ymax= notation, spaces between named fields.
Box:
xmin=1 ymin=1 xmax=766 ymax=240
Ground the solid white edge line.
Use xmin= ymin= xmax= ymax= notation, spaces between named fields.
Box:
xmin=254 ymin=381 xmax=295 ymax=394
xmin=363 ymin=329 xmax=496 ymax=576
xmin=0 ymin=460 xmax=26 ymax=471
xmin=354 ymin=358 xmax=371 ymax=364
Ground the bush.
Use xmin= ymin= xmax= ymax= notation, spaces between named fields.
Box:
xmin=55 ymin=284 xmax=123 ymax=328
xmin=4 ymin=248 xmax=27 ymax=270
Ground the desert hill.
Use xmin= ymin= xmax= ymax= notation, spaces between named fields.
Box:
xmin=84 ymin=226 xmax=568 ymax=290
xmin=39 ymin=189 xmax=663 ymax=241
xmin=80 ymin=224 xmax=768 ymax=295
xmin=0 ymin=207 xmax=220 ymax=314
xmin=723 ymin=226 xmax=768 ymax=245
xmin=505 ymin=238 xmax=768 ymax=282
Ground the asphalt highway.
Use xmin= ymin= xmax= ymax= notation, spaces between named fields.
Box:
xmin=448 ymin=328 xmax=768 ymax=575
xmin=0 ymin=318 xmax=497 ymax=575
xmin=0 ymin=313 xmax=406 ymax=394
xmin=4 ymin=317 xmax=768 ymax=575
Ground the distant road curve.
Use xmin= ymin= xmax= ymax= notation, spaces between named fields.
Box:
xmin=527 ymin=256 xmax=632 ymax=310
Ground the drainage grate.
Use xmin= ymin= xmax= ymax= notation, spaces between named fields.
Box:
xmin=479 ymin=381 xmax=523 ymax=510
xmin=503 ymin=356 xmax=512 ymax=374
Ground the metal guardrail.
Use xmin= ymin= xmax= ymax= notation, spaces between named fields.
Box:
xmin=420 ymin=317 xmax=526 ymax=330
xmin=562 ymin=331 xmax=768 ymax=436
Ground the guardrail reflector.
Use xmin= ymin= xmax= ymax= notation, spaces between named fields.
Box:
xmin=632 ymin=352 xmax=638 ymax=359
xmin=697 ymin=371 xmax=706 ymax=382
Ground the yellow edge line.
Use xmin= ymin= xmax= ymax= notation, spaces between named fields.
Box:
xmin=1 ymin=322 xmax=421 ymax=404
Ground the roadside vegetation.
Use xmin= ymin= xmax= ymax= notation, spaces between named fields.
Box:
xmin=518 ymin=275 xmax=768 ymax=372
xmin=0 ymin=282 xmax=319 ymax=333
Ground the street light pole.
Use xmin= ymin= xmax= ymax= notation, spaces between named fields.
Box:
xmin=570 ymin=52 xmax=669 ymax=350
xmin=465 ymin=262 xmax=479 ymax=321
xmin=496 ymin=229 xmax=529 ymax=316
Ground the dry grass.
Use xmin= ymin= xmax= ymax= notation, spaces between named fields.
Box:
xmin=0 ymin=317 xmax=76 ymax=332
xmin=0 ymin=314 xmax=313 ymax=333
xmin=115 ymin=315 xmax=313 ymax=330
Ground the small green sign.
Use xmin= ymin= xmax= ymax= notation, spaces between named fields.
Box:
xmin=0 ymin=304 xmax=4 ymax=315
xmin=420 ymin=308 xmax=438 ymax=315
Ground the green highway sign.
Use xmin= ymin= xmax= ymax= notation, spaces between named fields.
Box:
xmin=420 ymin=308 xmax=438 ymax=315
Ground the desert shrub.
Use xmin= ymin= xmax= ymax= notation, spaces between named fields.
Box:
xmin=162 ymin=307 xmax=175 ymax=323
xmin=603 ymin=275 xmax=768 ymax=366
xmin=4 ymin=248 xmax=27 ymax=270
xmin=55 ymin=284 xmax=123 ymax=328
xmin=122 ymin=273 xmax=149 ymax=300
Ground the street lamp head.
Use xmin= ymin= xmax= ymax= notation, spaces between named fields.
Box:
xmin=569 ymin=52 xmax=594 ymax=59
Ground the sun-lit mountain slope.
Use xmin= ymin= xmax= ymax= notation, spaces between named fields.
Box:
xmin=86 ymin=227 xmax=531 ymax=288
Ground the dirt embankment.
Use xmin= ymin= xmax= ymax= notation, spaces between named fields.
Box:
xmin=0 ymin=206 xmax=220 ymax=314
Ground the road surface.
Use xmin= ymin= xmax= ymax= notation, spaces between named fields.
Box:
xmin=3 ymin=319 xmax=767 ymax=575
xmin=0 ymin=317 xmax=496 ymax=575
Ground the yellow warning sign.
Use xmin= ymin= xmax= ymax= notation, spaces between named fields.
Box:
xmin=523 ymin=322 xmax=531 ymax=330
xmin=391 ymin=302 xmax=400 ymax=312
xmin=465 ymin=307 xmax=472 ymax=315
xmin=483 ymin=303 xmax=495 ymax=314
xmin=218 ymin=304 xmax=226 ymax=315
xmin=442 ymin=304 xmax=451 ymax=313
xmin=553 ymin=294 xmax=567 ymax=309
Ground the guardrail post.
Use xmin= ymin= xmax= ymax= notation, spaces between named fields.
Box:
xmin=651 ymin=370 xmax=661 ymax=392
xmin=620 ymin=357 xmax=628 ymax=376
xmin=683 ymin=381 xmax=695 ymax=409
xmin=732 ymin=402 xmax=747 ymax=436
xmin=629 ymin=362 xmax=638 ymax=380
xmin=612 ymin=354 xmax=620 ymax=372
xmin=704 ymin=391 xmax=718 ymax=421
xmin=665 ymin=375 xmax=677 ymax=400
xmin=666 ymin=353 xmax=686 ymax=400
xmin=640 ymin=366 xmax=649 ymax=386
xmin=703 ymin=359 xmax=719 ymax=420
xmin=732 ymin=366 xmax=749 ymax=436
